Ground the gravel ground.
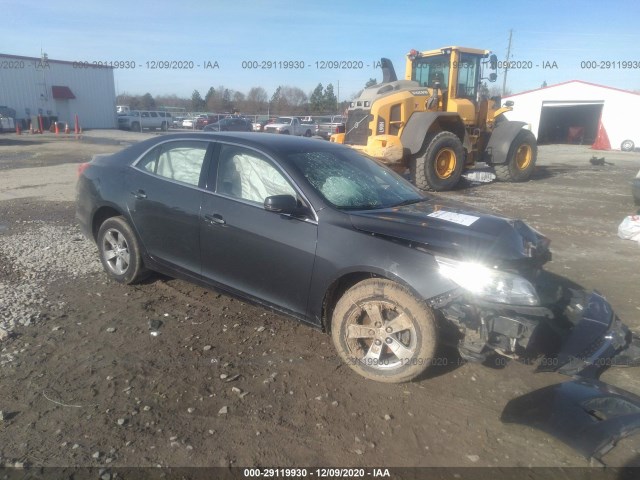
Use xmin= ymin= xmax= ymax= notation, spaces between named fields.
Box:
xmin=0 ymin=221 xmax=101 ymax=333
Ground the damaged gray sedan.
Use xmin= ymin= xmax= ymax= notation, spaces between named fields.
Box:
xmin=77 ymin=133 xmax=640 ymax=460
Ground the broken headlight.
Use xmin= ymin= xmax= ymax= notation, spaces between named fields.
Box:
xmin=435 ymin=256 xmax=539 ymax=306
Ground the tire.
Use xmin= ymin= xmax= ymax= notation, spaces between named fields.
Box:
xmin=97 ymin=216 xmax=147 ymax=284
xmin=161 ymin=122 xmax=168 ymax=132
xmin=411 ymin=131 xmax=465 ymax=191
xmin=132 ymin=122 xmax=141 ymax=132
xmin=304 ymin=129 xmax=312 ymax=137
xmin=494 ymin=129 xmax=537 ymax=182
xmin=331 ymin=278 xmax=437 ymax=383
xmin=282 ymin=130 xmax=290 ymax=135
xmin=621 ymin=140 xmax=635 ymax=152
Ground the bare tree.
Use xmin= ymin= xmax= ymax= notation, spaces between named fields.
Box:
xmin=246 ymin=87 xmax=269 ymax=113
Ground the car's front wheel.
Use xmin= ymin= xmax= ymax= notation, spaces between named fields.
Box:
xmin=97 ymin=216 xmax=147 ymax=284
xmin=331 ymin=278 xmax=437 ymax=383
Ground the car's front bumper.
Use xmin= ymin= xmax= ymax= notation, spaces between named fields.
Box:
xmin=502 ymin=378 xmax=640 ymax=464
xmin=550 ymin=291 xmax=640 ymax=377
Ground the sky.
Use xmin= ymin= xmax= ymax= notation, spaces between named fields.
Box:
xmin=2 ymin=0 xmax=640 ymax=102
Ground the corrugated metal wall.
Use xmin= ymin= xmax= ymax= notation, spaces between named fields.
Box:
xmin=0 ymin=54 xmax=117 ymax=129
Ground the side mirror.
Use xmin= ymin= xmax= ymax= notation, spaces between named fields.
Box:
xmin=489 ymin=73 xmax=497 ymax=82
xmin=264 ymin=195 xmax=298 ymax=215
xmin=489 ymin=54 xmax=498 ymax=70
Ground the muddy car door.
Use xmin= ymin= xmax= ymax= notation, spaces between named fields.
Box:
xmin=200 ymin=143 xmax=318 ymax=317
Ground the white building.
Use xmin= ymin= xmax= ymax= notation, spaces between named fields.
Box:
xmin=503 ymin=80 xmax=640 ymax=151
xmin=0 ymin=53 xmax=117 ymax=129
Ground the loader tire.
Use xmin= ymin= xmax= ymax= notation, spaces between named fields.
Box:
xmin=411 ymin=131 xmax=464 ymax=191
xmin=494 ymin=129 xmax=537 ymax=182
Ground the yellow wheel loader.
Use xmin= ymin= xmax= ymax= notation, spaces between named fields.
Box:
xmin=331 ymin=47 xmax=537 ymax=191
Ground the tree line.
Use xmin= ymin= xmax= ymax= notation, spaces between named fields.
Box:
xmin=116 ymin=82 xmax=362 ymax=115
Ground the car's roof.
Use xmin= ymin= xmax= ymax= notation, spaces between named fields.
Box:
xmin=152 ymin=132 xmax=344 ymax=153
xmin=110 ymin=132 xmax=349 ymax=168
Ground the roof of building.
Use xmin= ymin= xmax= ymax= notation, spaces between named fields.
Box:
xmin=505 ymin=80 xmax=640 ymax=99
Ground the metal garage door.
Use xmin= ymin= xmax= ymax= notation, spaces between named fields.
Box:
xmin=537 ymin=101 xmax=604 ymax=145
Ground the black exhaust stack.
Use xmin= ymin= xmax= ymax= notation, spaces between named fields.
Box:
xmin=380 ymin=58 xmax=397 ymax=83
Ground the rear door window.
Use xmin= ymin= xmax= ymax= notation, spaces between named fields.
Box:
xmin=136 ymin=141 xmax=210 ymax=187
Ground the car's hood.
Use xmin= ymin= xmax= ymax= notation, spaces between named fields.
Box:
xmin=348 ymin=198 xmax=550 ymax=264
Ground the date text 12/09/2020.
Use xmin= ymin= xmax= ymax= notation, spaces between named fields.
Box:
xmin=63 ymin=59 xmax=381 ymax=70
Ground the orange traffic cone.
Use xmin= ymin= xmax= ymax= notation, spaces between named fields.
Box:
xmin=65 ymin=123 xmax=70 ymax=134
xmin=54 ymin=122 xmax=59 ymax=135
xmin=591 ymin=120 xmax=611 ymax=151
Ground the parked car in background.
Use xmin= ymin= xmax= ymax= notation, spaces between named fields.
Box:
xmin=264 ymin=116 xmax=313 ymax=136
xmin=117 ymin=110 xmax=170 ymax=132
xmin=0 ymin=114 xmax=16 ymax=133
xmin=253 ymin=118 xmax=269 ymax=132
xmin=194 ymin=114 xmax=213 ymax=130
xmin=203 ymin=117 xmax=253 ymax=132
xmin=182 ymin=117 xmax=198 ymax=129
xmin=315 ymin=115 xmax=345 ymax=140
xmin=253 ymin=117 xmax=277 ymax=132
xmin=172 ymin=116 xmax=186 ymax=128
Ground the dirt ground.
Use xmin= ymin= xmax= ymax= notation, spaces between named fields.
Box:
xmin=1 ymin=131 xmax=640 ymax=474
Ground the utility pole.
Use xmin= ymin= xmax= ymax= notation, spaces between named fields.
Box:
xmin=502 ymin=29 xmax=513 ymax=96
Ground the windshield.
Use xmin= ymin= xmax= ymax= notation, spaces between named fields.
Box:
xmin=412 ymin=53 xmax=450 ymax=88
xmin=287 ymin=149 xmax=425 ymax=210
xmin=276 ymin=117 xmax=293 ymax=124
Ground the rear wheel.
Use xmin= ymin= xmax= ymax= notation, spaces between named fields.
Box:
xmin=331 ymin=278 xmax=437 ymax=383
xmin=97 ymin=216 xmax=147 ymax=284
xmin=412 ymin=131 xmax=465 ymax=191
xmin=494 ymin=129 xmax=537 ymax=182
xmin=304 ymin=129 xmax=312 ymax=137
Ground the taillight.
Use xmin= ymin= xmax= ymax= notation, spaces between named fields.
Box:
xmin=77 ymin=163 xmax=90 ymax=177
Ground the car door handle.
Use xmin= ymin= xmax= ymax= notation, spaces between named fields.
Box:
xmin=130 ymin=189 xmax=147 ymax=199
xmin=204 ymin=213 xmax=226 ymax=225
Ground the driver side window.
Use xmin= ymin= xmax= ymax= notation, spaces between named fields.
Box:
xmin=216 ymin=145 xmax=296 ymax=204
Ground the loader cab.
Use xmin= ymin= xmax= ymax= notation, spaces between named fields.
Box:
xmin=406 ymin=46 xmax=491 ymax=125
